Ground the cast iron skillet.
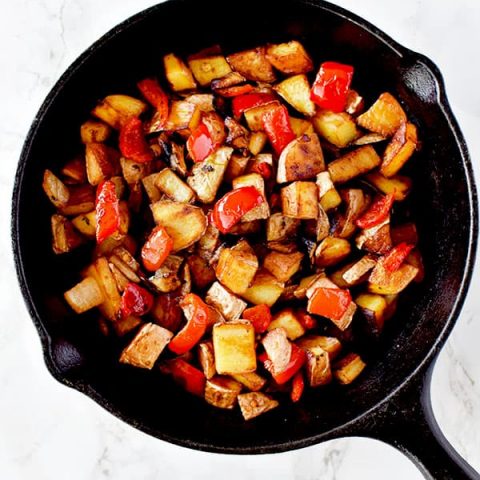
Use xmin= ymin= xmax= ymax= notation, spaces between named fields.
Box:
xmin=11 ymin=0 xmax=479 ymax=478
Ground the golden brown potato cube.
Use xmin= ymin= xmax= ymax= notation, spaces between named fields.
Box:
xmin=109 ymin=255 xmax=140 ymax=284
xmin=92 ymin=257 xmax=122 ymax=320
xmin=80 ymin=120 xmax=111 ymax=144
xmin=142 ymin=172 xmax=163 ymax=203
xmin=381 ymin=122 xmax=418 ymax=177
xmin=340 ymin=255 xmax=377 ymax=286
xmin=187 ymin=254 xmax=216 ymax=289
xmin=120 ymin=157 xmax=151 ymax=184
xmin=188 ymin=55 xmax=232 ymax=86
xmin=241 ymin=269 xmax=285 ymax=307
xmin=406 ymin=249 xmax=425 ymax=282
xmin=43 ymin=169 xmax=70 ymax=208
xmin=151 ymin=200 xmax=207 ymax=252
xmin=297 ymin=335 xmax=342 ymax=360
xmin=187 ymin=147 xmax=233 ymax=203
xmin=163 ymin=53 xmax=197 ymax=91
xmin=198 ymin=341 xmax=216 ymax=379
xmin=248 ymin=131 xmax=268 ymax=155
xmin=281 ymin=181 xmax=319 ymax=219
xmin=232 ymin=173 xmax=270 ymax=221
xmin=244 ymin=101 xmax=280 ymax=130
xmin=268 ymin=309 xmax=305 ymax=341
xmin=231 ymin=372 xmax=266 ymax=392
xmin=238 ymin=392 xmax=279 ymax=420
xmin=211 ymin=71 xmax=247 ymax=89
xmin=227 ymin=47 xmax=276 ymax=83
xmin=315 ymin=237 xmax=351 ymax=267
xmin=120 ymin=323 xmax=173 ymax=370
xmin=266 ymin=40 xmax=313 ymax=74
xmin=334 ymin=188 xmax=368 ymax=239
xmin=85 ymin=143 xmax=119 ymax=186
xmin=305 ymin=346 xmax=332 ymax=387
xmin=391 ymin=222 xmax=418 ymax=245
xmin=312 ymin=110 xmax=359 ymax=148
xmin=225 ymin=117 xmax=250 ymax=150
xmin=262 ymin=327 xmax=292 ymax=371
xmin=365 ymin=172 xmax=412 ymax=201
xmin=356 ymin=218 xmax=392 ymax=255
xmin=290 ymin=117 xmax=315 ymax=137
xmin=355 ymin=293 xmax=387 ymax=333
xmin=149 ymin=255 xmax=183 ymax=293
xmin=274 ymin=74 xmax=315 ymax=116
xmin=206 ymin=281 xmax=247 ymax=321
xmin=215 ymin=240 xmax=259 ymax=295
xmin=108 ymin=262 xmax=130 ymax=292
xmin=263 ymin=251 xmax=303 ymax=283
xmin=64 ymin=277 xmax=104 ymax=314
xmin=357 ymin=92 xmax=407 ymax=137
xmin=345 ymin=89 xmax=365 ymax=116
xmin=197 ymin=223 xmax=220 ymax=260
xmin=213 ymin=322 xmax=256 ymax=375
xmin=155 ymin=168 xmax=195 ymax=203
xmin=51 ymin=214 xmax=83 ymax=254
xmin=328 ymin=145 xmax=381 ymax=184
xmin=224 ymin=153 xmax=250 ymax=183
xmin=316 ymin=171 xmax=342 ymax=211
xmin=61 ymin=157 xmax=87 ymax=184
xmin=228 ymin=220 xmax=262 ymax=236
xmin=72 ymin=210 xmax=96 ymax=238
xmin=92 ymin=95 xmax=147 ymax=129
xmin=333 ymin=353 xmax=366 ymax=385
xmin=205 ymin=376 xmax=242 ymax=409
xmin=165 ymin=100 xmax=201 ymax=131
xmin=368 ymin=262 xmax=419 ymax=295
xmin=266 ymin=213 xmax=300 ymax=242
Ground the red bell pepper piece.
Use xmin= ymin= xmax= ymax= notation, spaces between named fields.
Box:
xmin=120 ymin=283 xmax=154 ymax=318
xmin=311 ymin=61 xmax=354 ymax=112
xmin=166 ymin=358 xmax=206 ymax=397
xmin=137 ymin=78 xmax=169 ymax=128
xmin=267 ymin=344 xmax=306 ymax=385
xmin=168 ymin=293 xmax=210 ymax=355
xmin=141 ymin=225 xmax=173 ymax=272
xmin=290 ymin=371 xmax=305 ymax=403
xmin=382 ymin=242 xmax=415 ymax=272
xmin=356 ymin=193 xmax=395 ymax=230
xmin=250 ymin=161 xmax=272 ymax=180
xmin=95 ymin=180 xmax=120 ymax=244
xmin=211 ymin=186 xmax=264 ymax=234
xmin=217 ymin=84 xmax=255 ymax=98
xmin=297 ymin=311 xmax=318 ymax=330
xmin=119 ymin=117 xmax=153 ymax=163
xmin=231 ymin=92 xmax=277 ymax=118
xmin=262 ymin=104 xmax=296 ymax=155
xmin=187 ymin=122 xmax=215 ymax=162
xmin=243 ymin=304 xmax=272 ymax=334
xmin=308 ymin=287 xmax=352 ymax=321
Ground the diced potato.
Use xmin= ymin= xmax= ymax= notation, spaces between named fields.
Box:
xmin=406 ymin=249 xmax=425 ymax=282
xmin=205 ymin=376 xmax=242 ymax=409
xmin=244 ymin=101 xmax=279 ymax=131
xmin=312 ymin=110 xmax=359 ymax=148
xmin=225 ymin=117 xmax=250 ymax=150
xmin=232 ymin=173 xmax=270 ymax=221
xmin=355 ymin=293 xmax=387 ymax=334
xmin=198 ymin=341 xmax=216 ymax=379
xmin=368 ymin=262 xmax=419 ymax=294
xmin=277 ymin=134 xmax=325 ymax=183
xmin=262 ymin=328 xmax=292 ymax=371
xmin=142 ymin=172 xmax=163 ymax=203
xmin=365 ymin=172 xmax=412 ymax=201
xmin=155 ymin=168 xmax=195 ymax=203
xmin=150 ymin=293 xmax=183 ymax=332
xmin=163 ymin=53 xmax=197 ymax=91
xmin=357 ymin=92 xmax=407 ymax=137
xmin=315 ymin=237 xmax=351 ymax=267
xmin=231 ymin=372 xmax=266 ymax=392
xmin=263 ymin=251 xmax=303 ymax=283
xmin=120 ymin=323 xmax=173 ymax=369
xmin=353 ymin=132 xmax=387 ymax=146
xmin=206 ymin=281 xmax=247 ymax=321
xmin=187 ymin=254 xmax=216 ymax=289
xmin=248 ymin=131 xmax=268 ymax=155
xmin=334 ymin=189 xmax=368 ymax=239
xmin=227 ymin=47 xmax=276 ymax=83
xmin=197 ymin=223 xmax=220 ymax=260
xmin=305 ymin=275 xmax=338 ymax=299
xmin=112 ymin=245 xmax=140 ymax=271
xmin=268 ymin=309 xmax=305 ymax=340
xmin=61 ymin=157 xmax=87 ymax=184
xmin=304 ymin=346 xmax=332 ymax=387
xmin=328 ymin=145 xmax=381 ymax=184
xmin=381 ymin=122 xmax=418 ymax=177
xmin=340 ymin=255 xmax=377 ymax=286
xmin=345 ymin=90 xmax=364 ymax=116
xmin=316 ymin=171 xmax=342 ymax=211
xmin=166 ymin=141 xmax=188 ymax=177
xmin=51 ymin=214 xmax=83 ymax=254
xmin=93 ymin=257 xmax=122 ymax=320
xmin=281 ymin=181 xmax=318 ymax=219
xmin=356 ymin=218 xmax=392 ymax=254
xmin=391 ymin=222 xmax=418 ymax=245
xmin=228 ymin=220 xmax=262 ymax=236
xmin=64 ymin=277 xmax=104 ymax=314
xmin=188 ymin=55 xmax=232 ymax=86
xmin=294 ymin=274 xmax=324 ymax=300
xmin=241 ymin=269 xmax=284 ymax=307
xmin=297 ymin=335 xmax=342 ymax=360
xmin=149 ymin=255 xmax=183 ymax=293
xmin=92 ymin=95 xmax=147 ymax=129
xmin=274 ymin=74 xmax=315 ymax=116
xmin=238 ymin=392 xmax=279 ymax=420
xmin=72 ymin=210 xmax=96 ymax=238
xmin=266 ymin=213 xmax=299 ymax=242
xmin=120 ymin=157 xmax=151 ymax=184
xmin=109 ymin=262 xmax=129 ymax=292
xmin=43 ymin=169 xmax=70 ymax=208
xmin=85 ymin=143 xmax=119 ymax=186
xmin=151 ymin=200 xmax=207 ymax=252
xmin=213 ymin=321 xmax=256 ymax=374
xmin=211 ymin=71 xmax=246 ymax=89
xmin=333 ymin=353 xmax=366 ymax=385
xmin=80 ymin=120 xmax=111 ymax=144
xmin=215 ymin=240 xmax=258 ymax=295
xmin=267 ymin=241 xmax=299 ymax=254
xmin=183 ymin=93 xmax=215 ymax=112
xmin=187 ymin=147 xmax=233 ymax=203
xmin=224 ymin=153 xmax=250 ymax=183
xmin=112 ymin=315 xmax=143 ymax=337
xmin=289 ymin=117 xmax=315 ymax=137
xmin=266 ymin=41 xmax=313 ymax=74
xmin=165 ymin=100 xmax=201 ymax=131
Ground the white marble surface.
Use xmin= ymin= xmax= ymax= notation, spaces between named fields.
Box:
xmin=1 ymin=0 xmax=479 ymax=478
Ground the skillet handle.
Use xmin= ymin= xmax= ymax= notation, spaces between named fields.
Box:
xmin=361 ymin=357 xmax=479 ymax=479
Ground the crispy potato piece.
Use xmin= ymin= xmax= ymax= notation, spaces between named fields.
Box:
xmin=266 ymin=41 xmax=313 ymax=74
xmin=238 ymin=392 xmax=279 ymax=420
xmin=328 ymin=145 xmax=381 ymax=184
xmin=391 ymin=222 xmax=418 ymax=245
xmin=120 ymin=157 xmax=151 ymax=184
xmin=231 ymin=372 xmax=266 ymax=392
xmin=355 ymin=293 xmax=387 ymax=334
xmin=290 ymin=117 xmax=315 ymax=137
xmin=345 ymin=90 xmax=365 ymax=116
xmin=241 ymin=269 xmax=284 ymax=307
xmin=274 ymin=74 xmax=315 ymax=116
xmin=149 ymin=255 xmax=183 ymax=293
xmin=206 ymin=281 xmax=247 ymax=321
xmin=263 ymin=251 xmax=303 ymax=283
xmin=315 ymin=237 xmax=351 ymax=267
xmin=262 ymin=327 xmax=292 ymax=371
xmin=80 ymin=120 xmax=111 ymax=144
xmin=142 ymin=172 xmax=163 ymax=203
xmin=183 ymin=93 xmax=215 ymax=113
xmin=213 ymin=321 xmax=256 ymax=374
xmin=356 ymin=218 xmax=392 ymax=255
xmin=297 ymin=335 xmax=342 ymax=360
xmin=187 ymin=147 xmax=233 ymax=203
xmin=43 ymin=169 xmax=70 ymax=208
xmin=316 ymin=171 xmax=342 ymax=211
xmin=211 ymin=71 xmax=247 ymax=89
xmin=281 ymin=181 xmax=319 ymax=219
xmin=120 ymin=323 xmax=173 ymax=370
xmin=267 ymin=241 xmax=298 ymax=254
xmin=227 ymin=47 xmax=276 ymax=83
xmin=353 ymin=133 xmax=386 ymax=146
xmin=72 ymin=210 xmax=96 ymax=238
xmin=165 ymin=141 xmax=188 ymax=177
xmin=357 ymin=92 xmax=407 ymax=137
xmin=294 ymin=274 xmax=325 ymax=300
xmin=155 ymin=168 xmax=195 ymax=203
xmin=197 ymin=223 xmax=220 ymax=260
xmin=304 ymin=346 xmax=332 ymax=387
xmin=51 ymin=214 xmax=83 ymax=254
xmin=94 ymin=257 xmax=122 ymax=320
xmin=64 ymin=277 xmax=104 ymax=314
xmin=232 ymin=173 xmax=270 ymax=221
xmin=215 ymin=240 xmax=258 ymax=295
xmin=205 ymin=376 xmax=242 ymax=409
xmin=85 ymin=143 xmax=119 ymax=186
xmin=61 ymin=157 xmax=87 ymax=184
xmin=406 ymin=249 xmax=425 ymax=282
xmin=112 ymin=245 xmax=140 ymax=272
xmin=313 ymin=110 xmax=359 ymax=148
xmin=225 ymin=117 xmax=250 ymax=151
xmin=277 ymin=134 xmax=325 ymax=183
xmin=151 ymin=201 xmax=207 ymax=252
xmin=333 ymin=353 xmax=366 ymax=384
xmin=224 ymin=153 xmax=250 ymax=183
xmin=305 ymin=275 xmax=338 ymax=299
xmin=112 ymin=315 xmax=143 ymax=336
xmin=109 ymin=262 xmax=130 ymax=292
xmin=244 ymin=101 xmax=280 ymax=131
xmin=198 ymin=341 xmax=216 ymax=379
xmin=92 ymin=95 xmax=147 ymax=129
xmin=368 ymin=262 xmax=419 ymax=294
xmin=187 ymin=254 xmax=216 ymax=289
xmin=165 ymin=100 xmax=201 ymax=131
xmin=340 ymin=255 xmax=377 ymax=286
xmin=268 ymin=309 xmax=305 ymax=341
xmin=266 ymin=213 xmax=299 ymax=242
xmin=248 ymin=131 xmax=268 ymax=155
xmin=334 ymin=189 xmax=368 ymax=239
xmin=228 ymin=220 xmax=262 ymax=236
xmin=150 ymin=293 xmax=183 ymax=333
xmin=365 ymin=172 xmax=412 ymax=201
xmin=188 ymin=55 xmax=232 ymax=86
xmin=381 ymin=122 xmax=418 ymax=177
xmin=163 ymin=53 xmax=197 ymax=91
xmin=180 ymin=262 xmax=192 ymax=296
